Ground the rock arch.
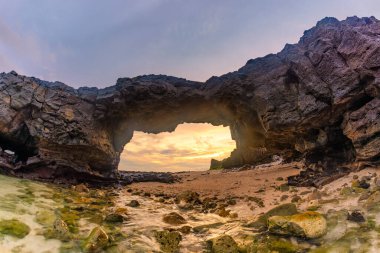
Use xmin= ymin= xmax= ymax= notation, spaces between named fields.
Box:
xmin=0 ymin=16 xmax=378 ymax=184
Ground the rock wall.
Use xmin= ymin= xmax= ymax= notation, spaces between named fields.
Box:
xmin=0 ymin=16 xmax=379 ymax=183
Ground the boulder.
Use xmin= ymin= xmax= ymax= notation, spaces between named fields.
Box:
xmin=162 ymin=212 xmax=186 ymax=225
xmin=207 ymin=235 xmax=239 ymax=253
xmin=268 ymin=211 xmax=327 ymax=239
xmin=154 ymin=230 xmax=182 ymax=253
xmin=247 ymin=203 xmax=298 ymax=230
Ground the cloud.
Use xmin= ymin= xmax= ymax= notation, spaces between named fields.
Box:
xmin=0 ymin=17 xmax=56 ymax=79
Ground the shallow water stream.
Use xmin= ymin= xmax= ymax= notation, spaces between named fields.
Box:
xmin=0 ymin=174 xmax=253 ymax=253
xmin=1 ymin=172 xmax=380 ymax=252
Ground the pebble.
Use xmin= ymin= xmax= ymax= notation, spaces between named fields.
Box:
xmin=347 ymin=211 xmax=365 ymax=223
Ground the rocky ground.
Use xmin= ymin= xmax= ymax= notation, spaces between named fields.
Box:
xmin=1 ymin=162 xmax=380 ymax=252
xmin=125 ymin=163 xmax=380 ymax=252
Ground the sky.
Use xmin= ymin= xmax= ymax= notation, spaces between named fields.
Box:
xmin=0 ymin=1 xmax=378 ymax=171
xmin=119 ymin=123 xmax=236 ymax=172
xmin=0 ymin=0 xmax=379 ymax=87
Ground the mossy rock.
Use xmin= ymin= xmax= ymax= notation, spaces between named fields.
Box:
xmin=17 ymin=187 xmax=36 ymax=204
xmin=246 ymin=203 xmax=298 ymax=230
xmin=82 ymin=226 xmax=110 ymax=253
xmin=340 ymin=186 xmax=366 ymax=197
xmin=42 ymin=218 xmax=72 ymax=242
xmin=207 ymin=235 xmax=239 ymax=253
xmin=269 ymin=239 xmax=298 ymax=253
xmin=340 ymin=187 xmax=354 ymax=196
xmin=59 ymin=207 xmax=80 ymax=234
xmin=35 ymin=210 xmax=56 ymax=226
xmin=268 ymin=211 xmax=327 ymax=239
xmin=247 ymin=235 xmax=298 ymax=253
xmin=154 ymin=230 xmax=182 ymax=253
xmin=0 ymin=219 xmax=30 ymax=238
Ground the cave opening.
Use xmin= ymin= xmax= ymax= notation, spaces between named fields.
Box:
xmin=118 ymin=123 xmax=236 ymax=172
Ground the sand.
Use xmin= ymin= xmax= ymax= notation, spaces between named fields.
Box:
xmin=126 ymin=161 xmax=380 ymax=219
xmin=128 ymin=162 xmax=301 ymax=197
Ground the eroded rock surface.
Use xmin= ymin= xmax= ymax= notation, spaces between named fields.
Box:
xmin=0 ymin=16 xmax=379 ymax=184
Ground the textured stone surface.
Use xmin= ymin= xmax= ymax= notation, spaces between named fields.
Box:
xmin=268 ymin=211 xmax=327 ymax=239
xmin=0 ymin=16 xmax=378 ymax=184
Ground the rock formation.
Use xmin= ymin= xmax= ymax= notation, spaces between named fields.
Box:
xmin=0 ymin=16 xmax=379 ymax=184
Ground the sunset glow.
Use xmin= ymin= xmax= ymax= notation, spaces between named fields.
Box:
xmin=119 ymin=123 xmax=236 ymax=172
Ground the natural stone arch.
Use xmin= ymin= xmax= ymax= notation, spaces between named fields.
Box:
xmin=0 ymin=16 xmax=378 ymax=184
xmin=94 ymin=76 xmax=270 ymax=172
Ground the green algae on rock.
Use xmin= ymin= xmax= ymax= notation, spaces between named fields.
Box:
xmin=83 ymin=226 xmax=110 ymax=252
xmin=155 ymin=230 xmax=182 ymax=253
xmin=247 ymin=235 xmax=299 ymax=253
xmin=0 ymin=219 xmax=30 ymax=239
xmin=268 ymin=211 xmax=327 ymax=239
xmin=207 ymin=235 xmax=239 ymax=253
xmin=35 ymin=210 xmax=57 ymax=227
xmin=41 ymin=218 xmax=72 ymax=242
xmin=246 ymin=203 xmax=298 ymax=230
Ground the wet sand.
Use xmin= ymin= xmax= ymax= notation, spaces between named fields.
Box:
xmin=127 ymin=162 xmax=301 ymax=198
xmin=127 ymin=162 xmax=380 ymax=219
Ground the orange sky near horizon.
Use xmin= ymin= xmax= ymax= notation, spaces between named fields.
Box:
xmin=118 ymin=123 xmax=236 ymax=172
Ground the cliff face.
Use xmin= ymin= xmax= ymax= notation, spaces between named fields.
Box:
xmin=0 ymin=16 xmax=379 ymax=184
